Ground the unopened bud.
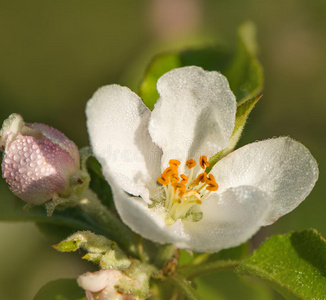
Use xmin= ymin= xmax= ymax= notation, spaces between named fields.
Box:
xmin=77 ymin=269 xmax=141 ymax=300
xmin=0 ymin=113 xmax=80 ymax=204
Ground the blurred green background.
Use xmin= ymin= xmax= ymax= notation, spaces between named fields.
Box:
xmin=0 ymin=1 xmax=325 ymax=299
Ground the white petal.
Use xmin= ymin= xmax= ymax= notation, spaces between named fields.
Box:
xmin=211 ymin=137 xmax=319 ymax=225
xmin=111 ymin=182 xmax=187 ymax=245
xmin=77 ymin=270 xmax=111 ymax=293
xmin=113 ymin=175 xmax=269 ymax=252
xmin=179 ymin=186 xmax=270 ymax=252
xmin=86 ymin=85 xmax=162 ymax=201
xmin=149 ymin=66 xmax=236 ymax=171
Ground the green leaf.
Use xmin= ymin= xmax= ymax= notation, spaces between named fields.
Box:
xmin=34 ymin=278 xmax=86 ymax=300
xmin=195 ymin=270 xmax=273 ymax=300
xmin=138 ymin=23 xmax=263 ymax=110
xmin=236 ymin=230 xmax=326 ymax=299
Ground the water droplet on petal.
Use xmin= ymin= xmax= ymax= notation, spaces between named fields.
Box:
xmin=19 ymin=167 xmax=27 ymax=174
xmin=13 ymin=154 xmax=20 ymax=162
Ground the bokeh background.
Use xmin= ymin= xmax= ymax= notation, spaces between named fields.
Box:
xmin=0 ymin=1 xmax=325 ymax=299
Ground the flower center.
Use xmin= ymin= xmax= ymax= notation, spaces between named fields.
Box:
xmin=157 ymin=156 xmax=218 ymax=225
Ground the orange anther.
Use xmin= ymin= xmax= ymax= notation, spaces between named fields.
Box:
xmin=186 ymin=159 xmax=197 ymax=169
xmin=158 ymin=175 xmax=169 ymax=185
xmin=190 ymin=172 xmax=207 ymax=187
xmin=196 ymin=172 xmax=207 ymax=183
xmin=169 ymin=159 xmax=181 ymax=168
xmin=199 ymin=155 xmax=209 ymax=169
xmin=180 ymin=174 xmax=188 ymax=184
xmin=178 ymin=189 xmax=185 ymax=198
xmin=163 ymin=166 xmax=178 ymax=178
xmin=206 ymin=174 xmax=218 ymax=191
xmin=172 ymin=182 xmax=186 ymax=194
xmin=206 ymin=184 xmax=218 ymax=191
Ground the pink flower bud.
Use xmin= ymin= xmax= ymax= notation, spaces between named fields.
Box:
xmin=77 ymin=269 xmax=140 ymax=300
xmin=0 ymin=114 xmax=80 ymax=204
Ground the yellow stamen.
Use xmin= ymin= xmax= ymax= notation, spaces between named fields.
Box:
xmin=169 ymin=159 xmax=181 ymax=168
xmin=163 ymin=166 xmax=177 ymax=177
xmin=206 ymin=174 xmax=219 ymax=191
xmin=180 ymin=174 xmax=188 ymax=184
xmin=162 ymin=166 xmax=179 ymax=182
xmin=183 ymin=190 xmax=201 ymax=200
xmin=173 ymin=198 xmax=181 ymax=203
xmin=191 ymin=172 xmax=207 ymax=186
xmin=172 ymin=182 xmax=186 ymax=194
xmin=156 ymin=156 xmax=219 ymax=225
xmin=206 ymin=185 xmax=218 ymax=192
xmin=158 ymin=175 xmax=169 ymax=185
xmin=199 ymin=155 xmax=209 ymax=169
xmin=186 ymin=159 xmax=197 ymax=169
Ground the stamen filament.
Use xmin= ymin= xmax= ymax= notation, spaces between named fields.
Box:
xmin=157 ymin=156 xmax=219 ymax=225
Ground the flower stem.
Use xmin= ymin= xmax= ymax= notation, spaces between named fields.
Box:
xmin=179 ymin=259 xmax=240 ymax=279
xmin=168 ymin=273 xmax=201 ymax=300
xmin=77 ymin=188 xmax=140 ymax=258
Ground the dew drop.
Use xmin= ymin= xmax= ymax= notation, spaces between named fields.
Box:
xmin=13 ymin=154 xmax=20 ymax=162
xmin=19 ymin=167 xmax=27 ymax=174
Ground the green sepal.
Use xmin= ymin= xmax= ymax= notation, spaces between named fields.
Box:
xmin=34 ymin=278 xmax=86 ymax=300
xmin=236 ymin=230 xmax=326 ymax=299
xmin=53 ymin=231 xmax=131 ymax=270
xmin=207 ymin=94 xmax=262 ymax=172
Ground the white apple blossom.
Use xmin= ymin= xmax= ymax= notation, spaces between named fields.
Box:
xmin=86 ymin=66 xmax=318 ymax=252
